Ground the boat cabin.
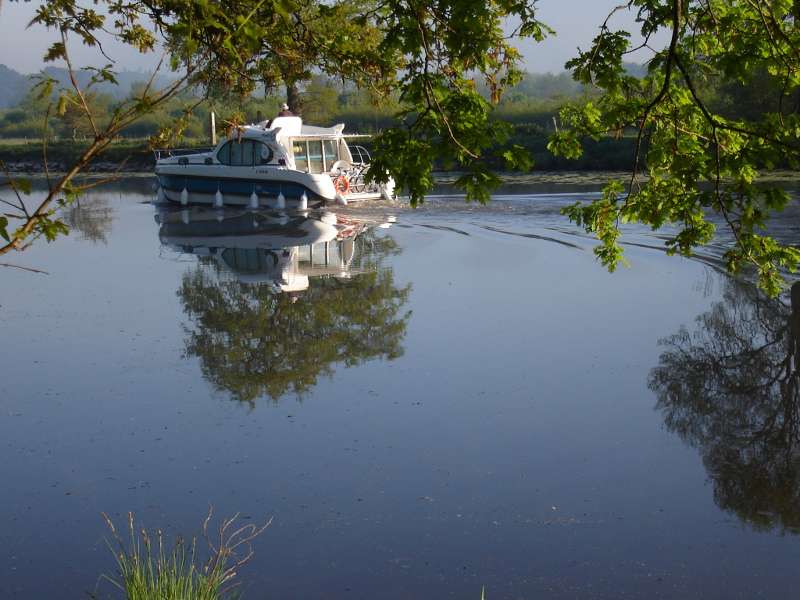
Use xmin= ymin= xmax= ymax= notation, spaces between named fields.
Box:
xmin=214 ymin=116 xmax=369 ymax=174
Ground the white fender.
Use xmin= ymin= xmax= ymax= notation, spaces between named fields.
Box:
xmin=249 ymin=190 xmax=259 ymax=209
xmin=214 ymin=189 xmax=224 ymax=208
xmin=180 ymin=187 xmax=189 ymax=205
xmin=381 ymin=179 xmax=396 ymax=201
xmin=276 ymin=191 xmax=286 ymax=209
xmin=299 ymin=192 xmax=308 ymax=210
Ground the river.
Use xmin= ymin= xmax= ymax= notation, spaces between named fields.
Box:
xmin=1 ymin=174 xmax=799 ymax=599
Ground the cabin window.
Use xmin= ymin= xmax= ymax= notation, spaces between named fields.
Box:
xmin=291 ymin=139 xmax=331 ymax=172
xmin=322 ymin=140 xmax=338 ymax=171
xmin=228 ymin=141 xmax=247 ymax=165
xmin=217 ymin=140 xmax=273 ymax=166
xmin=257 ymin=143 xmax=274 ymax=165
xmin=217 ymin=142 xmax=231 ymax=165
xmin=308 ymin=140 xmax=324 ymax=174
xmin=292 ymin=140 xmax=308 ymax=171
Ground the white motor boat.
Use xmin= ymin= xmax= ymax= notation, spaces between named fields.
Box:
xmin=154 ymin=116 xmax=395 ymax=208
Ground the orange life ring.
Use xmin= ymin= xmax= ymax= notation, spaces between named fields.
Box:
xmin=334 ymin=175 xmax=350 ymax=195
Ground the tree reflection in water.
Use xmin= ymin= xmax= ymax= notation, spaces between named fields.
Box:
xmin=63 ymin=195 xmax=114 ymax=243
xmin=175 ymin=214 xmax=411 ymax=405
xmin=650 ymin=278 xmax=800 ymax=532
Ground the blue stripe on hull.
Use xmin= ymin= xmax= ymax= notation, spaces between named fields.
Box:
xmin=157 ymin=174 xmax=319 ymax=200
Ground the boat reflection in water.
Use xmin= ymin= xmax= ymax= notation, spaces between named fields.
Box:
xmin=156 ymin=206 xmax=411 ymax=404
xmin=650 ymin=278 xmax=800 ymax=533
xmin=157 ymin=206 xmax=391 ymax=293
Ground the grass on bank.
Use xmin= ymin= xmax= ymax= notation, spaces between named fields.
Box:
xmin=98 ymin=511 xmax=270 ymax=600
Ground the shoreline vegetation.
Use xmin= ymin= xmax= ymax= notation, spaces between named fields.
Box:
xmin=3 ymin=140 xmax=799 ymax=188
xmin=0 ymin=68 xmax=641 ymax=174
xmin=1 ymin=61 xmax=789 ymax=177
xmin=0 ymin=133 xmax=640 ymax=174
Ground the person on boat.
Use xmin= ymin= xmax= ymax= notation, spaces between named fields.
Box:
xmin=277 ymin=103 xmax=294 ymax=117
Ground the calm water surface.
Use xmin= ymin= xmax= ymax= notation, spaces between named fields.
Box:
xmin=1 ymin=177 xmax=799 ymax=599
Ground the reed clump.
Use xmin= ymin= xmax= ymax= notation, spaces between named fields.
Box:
xmin=100 ymin=510 xmax=270 ymax=600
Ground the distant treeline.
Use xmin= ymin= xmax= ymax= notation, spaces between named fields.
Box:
xmin=0 ymin=62 xmax=784 ymax=172
xmin=0 ymin=69 xmax=587 ymax=137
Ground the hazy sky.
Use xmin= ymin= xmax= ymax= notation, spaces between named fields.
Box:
xmin=0 ymin=1 xmax=652 ymax=75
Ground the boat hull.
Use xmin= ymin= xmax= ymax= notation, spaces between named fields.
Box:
xmin=155 ymin=167 xmax=392 ymax=206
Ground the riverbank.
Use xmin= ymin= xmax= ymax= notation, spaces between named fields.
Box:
xmin=0 ymin=139 xmax=157 ymax=173
xmin=4 ymin=138 xmax=799 ymax=189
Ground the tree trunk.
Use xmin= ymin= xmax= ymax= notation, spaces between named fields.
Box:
xmin=286 ymin=81 xmax=302 ymax=115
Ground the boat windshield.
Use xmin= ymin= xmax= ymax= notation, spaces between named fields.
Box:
xmin=308 ymin=141 xmax=324 ymax=173
xmin=292 ymin=140 xmax=308 ymax=171
xmin=291 ymin=138 xmax=342 ymax=173
xmin=323 ymin=140 xmax=338 ymax=171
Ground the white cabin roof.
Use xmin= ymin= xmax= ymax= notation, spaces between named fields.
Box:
xmin=299 ymin=123 xmax=345 ymax=137
xmin=246 ymin=116 xmax=346 ymax=139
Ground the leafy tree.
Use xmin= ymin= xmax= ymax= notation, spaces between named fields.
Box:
xmin=238 ymin=0 xmax=394 ymax=114
xmin=650 ymin=278 xmax=800 ymax=532
xmin=301 ymin=75 xmax=341 ymax=124
xmin=550 ymin=0 xmax=800 ymax=295
xmin=177 ymin=230 xmax=410 ymax=404
xmin=365 ymin=0 xmax=546 ymax=204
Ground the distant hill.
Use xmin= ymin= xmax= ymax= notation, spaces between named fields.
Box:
xmin=623 ymin=62 xmax=648 ymax=78
xmin=40 ymin=66 xmax=175 ymax=99
xmin=0 ymin=65 xmax=32 ymax=108
xmin=0 ymin=64 xmax=176 ymax=108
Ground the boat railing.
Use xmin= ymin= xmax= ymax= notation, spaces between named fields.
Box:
xmin=350 ymin=145 xmax=371 ymax=165
xmin=345 ymin=163 xmax=380 ymax=195
xmin=154 ymin=147 xmax=214 ymax=161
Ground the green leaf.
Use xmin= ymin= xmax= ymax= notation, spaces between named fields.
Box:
xmin=56 ymin=94 xmax=68 ymax=117
xmin=14 ymin=178 xmax=32 ymax=195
